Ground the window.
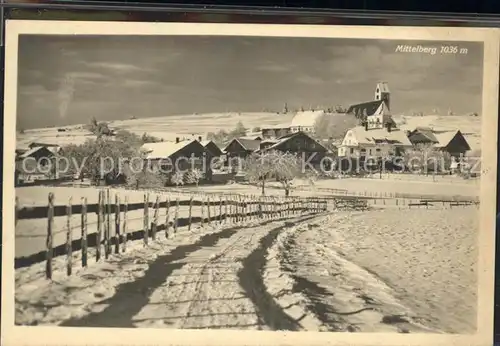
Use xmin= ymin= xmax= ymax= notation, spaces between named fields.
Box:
xmin=376 ymin=148 xmax=381 ymax=152
xmin=369 ymin=149 xmax=372 ymax=155
xmin=350 ymin=148 xmax=354 ymax=154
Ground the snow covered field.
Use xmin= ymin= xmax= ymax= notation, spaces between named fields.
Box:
xmin=276 ymin=208 xmax=477 ymax=334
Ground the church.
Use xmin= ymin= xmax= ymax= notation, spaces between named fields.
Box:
xmin=346 ymin=81 xmax=397 ymax=129
xmin=338 ymin=82 xmax=413 ymax=158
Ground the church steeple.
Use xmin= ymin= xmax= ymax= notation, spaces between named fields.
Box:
xmin=374 ymin=82 xmax=390 ymax=111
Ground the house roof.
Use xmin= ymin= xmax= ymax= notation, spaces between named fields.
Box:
xmin=141 ymin=139 xmax=200 ymax=159
xmin=410 ymin=127 xmax=439 ymax=143
xmin=264 ymin=131 xmax=330 ymax=152
xmin=223 ymin=138 xmax=261 ymax=152
xmin=410 ymin=128 xmax=467 ymax=149
xmin=433 ymin=131 xmax=460 ymax=148
xmin=262 ymin=123 xmax=290 ymax=130
xmin=348 ymin=126 xmax=412 ymax=146
xmin=28 ymin=142 xmax=61 ymax=148
xmin=260 ymin=139 xmax=279 ymax=145
xmin=199 ymin=140 xmax=213 ymax=147
xmin=200 ymin=140 xmax=223 ymax=155
xmin=18 ymin=146 xmax=55 ymax=159
xmin=290 ymin=110 xmax=325 ymax=127
xmin=346 ymin=100 xmax=384 ymax=117
xmin=239 ymin=135 xmax=262 ymax=141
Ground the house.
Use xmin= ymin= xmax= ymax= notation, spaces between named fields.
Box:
xmin=338 ymin=122 xmax=413 ymax=159
xmin=141 ymin=137 xmax=212 ymax=181
xmin=223 ymin=137 xmax=261 ymax=160
xmin=261 ymin=124 xmax=291 ymax=139
xmin=289 ymin=110 xmax=324 ymax=134
xmin=407 ymin=127 xmax=471 ymax=158
xmin=15 ymin=157 xmax=50 ymax=185
xmin=259 ymin=131 xmax=331 ymax=168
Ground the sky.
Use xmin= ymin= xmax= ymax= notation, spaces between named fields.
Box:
xmin=17 ymin=35 xmax=483 ymax=130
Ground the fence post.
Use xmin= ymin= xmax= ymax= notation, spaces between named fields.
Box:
xmin=66 ymin=197 xmax=73 ymax=276
xmin=123 ymin=196 xmax=128 ymax=252
xmin=174 ymin=197 xmax=179 ymax=235
xmin=276 ymin=197 xmax=280 ymax=218
xmin=212 ymin=196 xmax=217 ymax=224
xmin=81 ymin=197 xmax=88 ymax=268
xmin=266 ymin=197 xmax=270 ymax=219
xmin=105 ymin=189 xmax=111 ymax=258
xmin=165 ymin=196 xmax=170 ymax=238
xmin=242 ymin=195 xmax=247 ymax=223
xmin=251 ymin=195 xmax=256 ymax=220
xmin=143 ymin=193 xmax=149 ymax=246
xmin=46 ymin=192 xmax=54 ymax=280
xmin=96 ymin=190 xmax=103 ymax=262
xmin=224 ymin=196 xmax=229 ymax=223
xmin=201 ymin=197 xmax=205 ymax=228
xmin=115 ymin=194 xmax=121 ymax=254
xmin=152 ymin=195 xmax=160 ymax=240
xmin=271 ymin=197 xmax=275 ymax=219
xmin=233 ymin=195 xmax=238 ymax=223
xmin=188 ymin=196 xmax=194 ymax=231
xmin=219 ymin=196 xmax=223 ymax=224
xmin=207 ymin=196 xmax=212 ymax=225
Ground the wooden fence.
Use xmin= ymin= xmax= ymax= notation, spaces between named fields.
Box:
xmin=15 ymin=190 xmax=328 ymax=279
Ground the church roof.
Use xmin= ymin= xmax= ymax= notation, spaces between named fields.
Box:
xmin=346 ymin=100 xmax=384 ymax=117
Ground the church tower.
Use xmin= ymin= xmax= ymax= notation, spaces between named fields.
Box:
xmin=374 ymin=82 xmax=390 ymax=111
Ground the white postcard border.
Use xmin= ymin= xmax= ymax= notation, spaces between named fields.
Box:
xmin=2 ymin=20 xmax=499 ymax=346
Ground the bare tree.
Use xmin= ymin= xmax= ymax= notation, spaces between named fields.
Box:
xmin=60 ymin=137 xmax=141 ymax=185
xmin=246 ymin=150 xmax=303 ymax=196
xmin=184 ymin=168 xmax=203 ymax=187
xmin=314 ymin=113 xmax=358 ymax=140
xmin=403 ymin=144 xmax=451 ymax=175
xmin=171 ymin=170 xmax=184 ymax=187
xmin=274 ymin=153 xmax=303 ymax=197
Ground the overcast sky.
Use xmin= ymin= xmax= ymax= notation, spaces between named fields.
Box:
xmin=17 ymin=35 xmax=483 ymax=129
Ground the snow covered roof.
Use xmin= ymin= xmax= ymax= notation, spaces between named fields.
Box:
xmin=433 ymin=131 xmax=459 ymax=148
xmin=290 ymin=110 xmax=325 ymax=127
xmin=262 ymin=123 xmax=291 ymax=129
xmin=348 ymin=126 xmax=412 ymax=146
xmin=141 ymin=139 xmax=199 ymax=159
xmin=18 ymin=146 xmax=55 ymax=159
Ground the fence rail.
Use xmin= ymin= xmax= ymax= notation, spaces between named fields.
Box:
xmin=15 ymin=190 xmax=328 ymax=279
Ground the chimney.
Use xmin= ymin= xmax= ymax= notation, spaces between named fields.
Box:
xmin=176 ymin=137 xmax=180 ymax=144
xmin=198 ymin=136 xmax=202 ymax=142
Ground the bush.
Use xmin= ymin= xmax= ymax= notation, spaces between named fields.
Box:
xmin=184 ymin=168 xmax=203 ymax=186
xmin=171 ymin=171 xmax=184 ymax=187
